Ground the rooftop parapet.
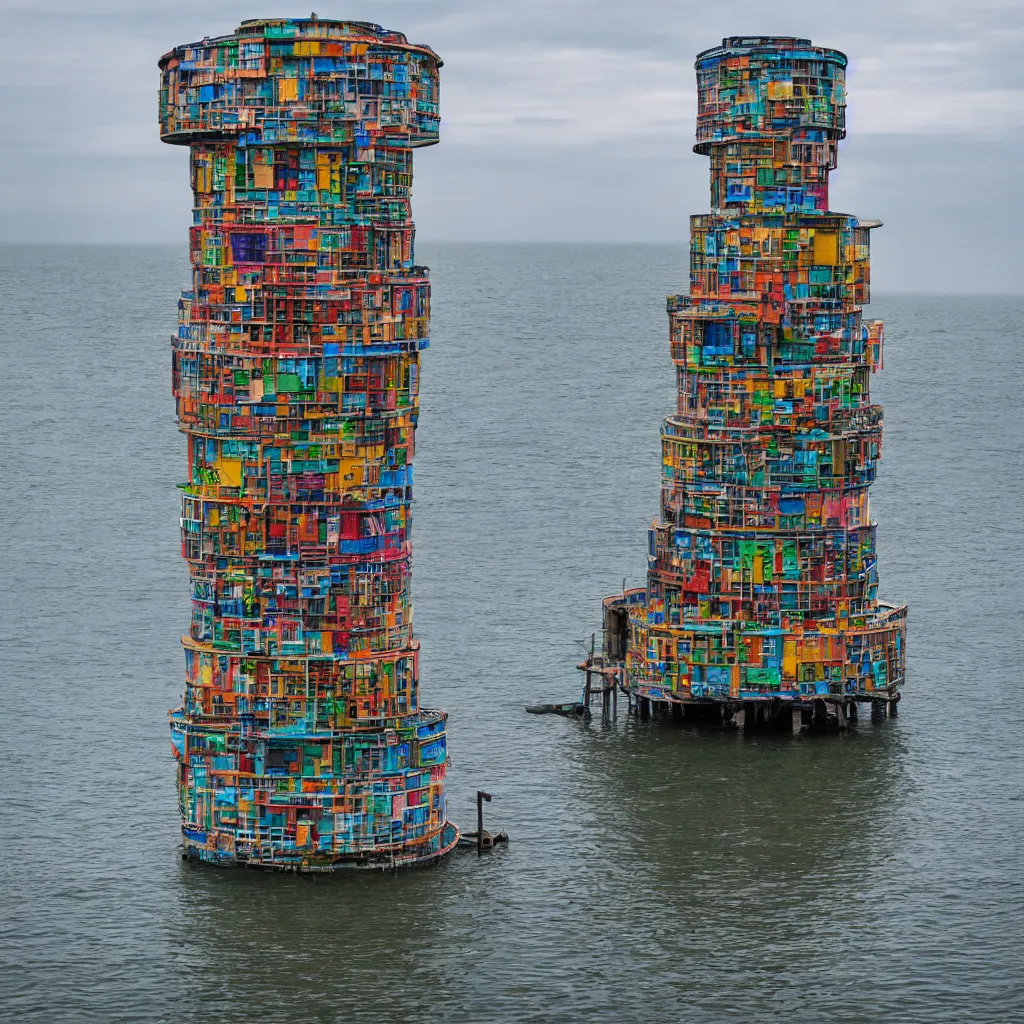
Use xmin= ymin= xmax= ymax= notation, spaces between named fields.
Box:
xmin=158 ymin=17 xmax=441 ymax=148
xmin=694 ymin=36 xmax=847 ymax=153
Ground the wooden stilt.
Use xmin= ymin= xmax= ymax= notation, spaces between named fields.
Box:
xmin=743 ymin=701 xmax=756 ymax=733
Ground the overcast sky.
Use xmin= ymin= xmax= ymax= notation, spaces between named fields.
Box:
xmin=0 ymin=0 xmax=1021 ymax=292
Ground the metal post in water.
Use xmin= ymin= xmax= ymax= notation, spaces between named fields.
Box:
xmin=477 ymin=791 xmax=492 ymax=856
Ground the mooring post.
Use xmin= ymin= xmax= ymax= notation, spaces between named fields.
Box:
xmin=476 ymin=790 xmax=492 ymax=856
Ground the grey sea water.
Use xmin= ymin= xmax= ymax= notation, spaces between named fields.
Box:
xmin=0 ymin=243 xmax=1022 ymax=1022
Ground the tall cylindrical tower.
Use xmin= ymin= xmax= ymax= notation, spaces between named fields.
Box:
xmin=159 ymin=17 xmax=457 ymax=867
xmin=601 ymin=38 xmax=907 ymax=724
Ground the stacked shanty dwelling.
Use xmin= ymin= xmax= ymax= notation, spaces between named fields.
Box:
xmin=160 ymin=17 xmax=456 ymax=866
xmin=600 ymin=37 xmax=907 ymax=731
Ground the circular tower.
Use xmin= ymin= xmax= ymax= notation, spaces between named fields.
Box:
xmin=604 ymin=37 xmax=907 ymax=727
xmin=159 ymin=17 xmax=457 ymax=866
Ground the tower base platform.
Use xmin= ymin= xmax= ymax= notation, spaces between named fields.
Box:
xmin=180 ymin=820 xmax=460 ymax=872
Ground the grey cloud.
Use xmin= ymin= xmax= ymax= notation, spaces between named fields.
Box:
xmin=0 ymin=0 xmax=1020 ymax=293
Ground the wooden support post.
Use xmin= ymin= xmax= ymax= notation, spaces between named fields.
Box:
xmin=835 ymin=700 xmax=847 ymax=730
xmin=888 ymin=696 xmax=898 ymax=717
xmin=743 ymin=701 xmax=756 ymax=733
xmin=733 ymin=704 xmax=745 ymax=731
xmin=812 ymin=698 xmax=827 ymax=729
xmin=792 ymin=704 xmax=804 ymax=736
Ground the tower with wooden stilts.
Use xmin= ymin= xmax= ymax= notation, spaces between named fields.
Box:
xmin=591 ymin=37 xmax=907 ymax=733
